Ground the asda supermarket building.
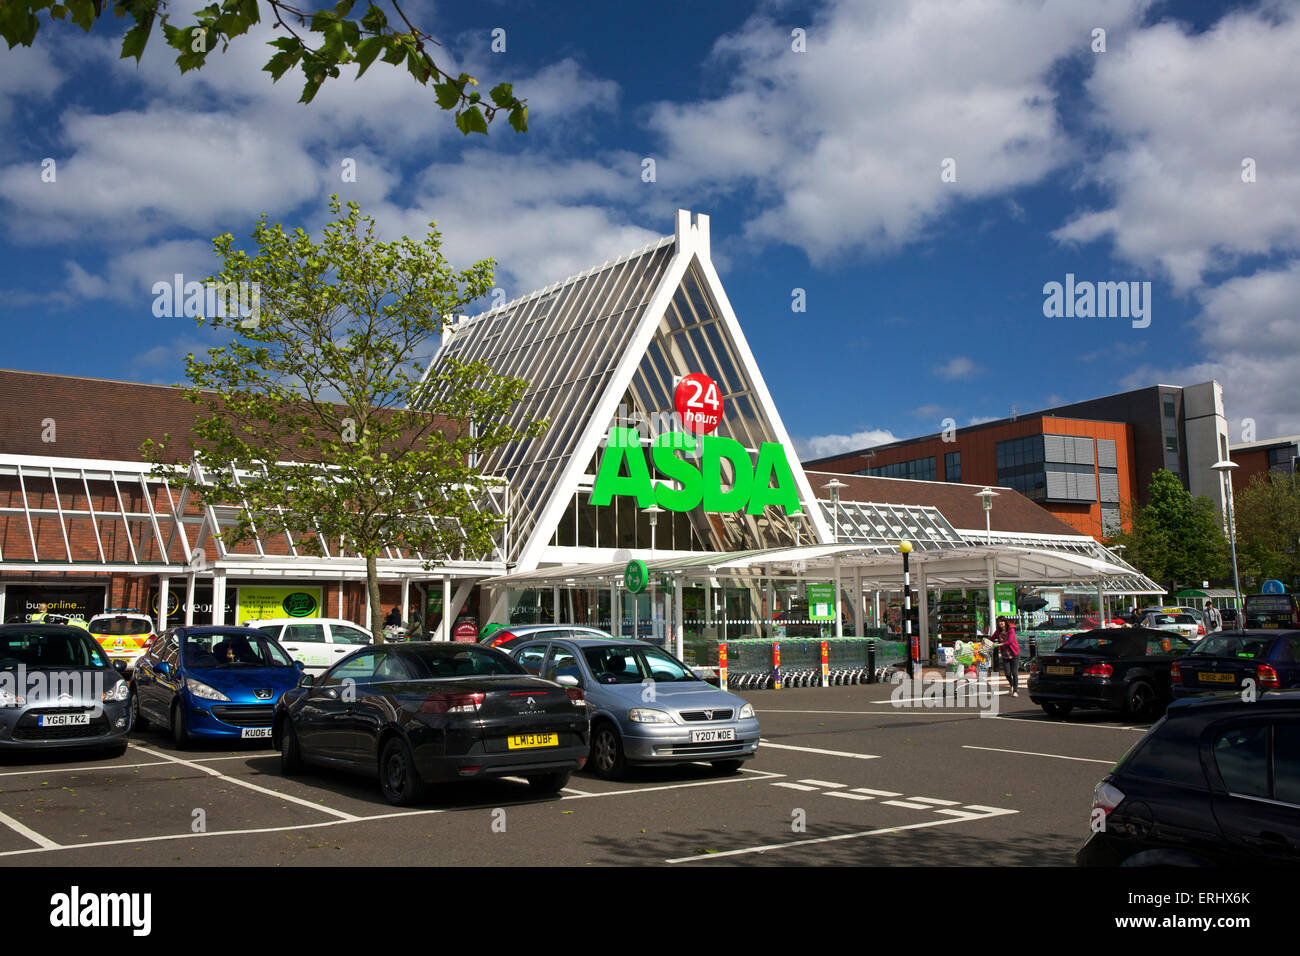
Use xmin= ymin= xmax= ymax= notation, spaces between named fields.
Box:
xmin=0 ymin=210 xmax=1161 ymax=672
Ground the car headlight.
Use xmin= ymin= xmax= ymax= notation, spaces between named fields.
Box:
xmin=738 ymin=703 xmax=755 ymax=720
xmin=185 ymin=678 xmax=231 ymax=702
xmin=0 ymin=689 xmax=24 ymax=708
xmin=628 ymin=708 xmax=674 ymax=724
xmin=101 ymin=681 xmax=130 ymax=702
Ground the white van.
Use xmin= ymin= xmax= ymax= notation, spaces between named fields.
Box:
xmin=244 ymin=617 xmax=373 ymax=674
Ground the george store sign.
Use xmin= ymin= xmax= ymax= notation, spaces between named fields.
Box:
xmin=590 ymin=427 xmax=802 ymax=516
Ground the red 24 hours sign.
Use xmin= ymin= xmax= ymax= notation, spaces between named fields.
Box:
xmin=674 ymin=373 xmax=724 ymax=435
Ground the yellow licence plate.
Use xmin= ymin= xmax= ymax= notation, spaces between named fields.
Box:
xmin=508 ymin=733 xmax=558 ymax=750
xmin=1046 ymin=665 xmax=1074 ymax=675
xmin=1199 ymin=672 xmax=1235 ymax=683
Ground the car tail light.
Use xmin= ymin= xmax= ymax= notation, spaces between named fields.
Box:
xmin=1092 ymin=780 xmax=1125 ymax=820
xmin=490 ymin=631 xmax=516 ymax=648
xmin=1257 ymin=664 xmax=1280 ymax=689
xmin=1082 ymin=662 xmax=1113 ymax=678
xmin=457 ymin=765 xmax=482 ymax=776
xmin=1171 ymin=661 xmax=1182 ymax=685
xmin=564 ymin=686 xmax=586 ymax=708
xmin=419 ymin=691 xmax=486 ymax=714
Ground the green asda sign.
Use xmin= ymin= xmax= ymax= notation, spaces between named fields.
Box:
xmin=590 ymin=427 xmax=802 ymax=516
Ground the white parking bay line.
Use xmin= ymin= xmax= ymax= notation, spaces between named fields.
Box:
xmin=130 ymin=744 xmax=359 ymax=822
xmin=852 ymin=788 xmax=902 ymax=797
xmin=0 ymin=808 xmax=60 ymax=849
xmin=665 ymin=807 xmax=1020 ymax=863
xmin=758 ymin=741 xmax=880 ymax=760
xmin=908 ymin=797 xmax=961 ymax=806
xmin=772 ymin=782 xmax=819 ymax=791
xmin=963 ymin=745 xmax=1115 ymax=764
xmin=880 ymin=800 xmax=934 ymax=810
xmin=798 ymin=779 xmax=847 ymax=788
xmin=0 ymin=760 xmax=171 ymax=778
xmin=826 ymin=791 xmax=873 ymax=801
xmin=985 ymin=716 xmax=1147 ymax=732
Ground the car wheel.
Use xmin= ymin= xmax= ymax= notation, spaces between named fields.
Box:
xmin=712 ymin=759 xmax=744 ymax=775
xmin=1125 ymin=681 xmax=1156 ymax=721
xmin=170 ymin=701 xmax=189 ymax=749
xmin=590 ymin=722 xmax=626 ymax=780
xmin=279 ymin=719 xmax=304 ymax=775
xmin=379 ymin=736 xmax=425 ymax=806
xmin=526 ymin=771 xmax=571 ymax=794
xmin=131 ymin=689 xmax=150 ymax=731
xmin=1042 ymin=702 xmax=1073 ymax=718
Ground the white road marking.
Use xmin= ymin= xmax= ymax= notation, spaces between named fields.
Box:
xmin=963 ymin=804 xmax=1017 ymax=814
xmin=881 ymin=800 xmax=933 ymax=810
xmin=851 ymin=788 xmax=903 ymax=797
xmin=757 ymin=709 xmax=965 ymax=716
xmin=772 ymin=782 xmax=819 ymax=791
xmin=908 ymin=797 xmax=961 ymax=806
xmin=758 ymin=741 xmax=880 ymax=760
xmin=963 ymin=745 xmax=1116 ymax=764
xmin=0 ymin=760 xmax=171 ymax=777
xmin=665 ymin=806 xmax=1019 ymax=863
xmin=984 ymin=716 xmax=1147 ymax=732
xmin=0 ymin=807 xmax=60 ymax=849
xmin=798 ymin=779 xmax=847 ymax=788
xmin=560 ymin=769 xmax=785 ymax=801
xmin=826 ymin=791 xmax=873 ymax=801
xmin=130 ymin=744 xmax=359 ymax=822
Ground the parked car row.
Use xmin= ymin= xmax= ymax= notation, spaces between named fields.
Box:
xmin=1 ymin=621 xmax=760 ymax=808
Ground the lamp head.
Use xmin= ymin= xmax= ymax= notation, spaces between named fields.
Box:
xmin=898 ymin=540 xmax=913 ymax=555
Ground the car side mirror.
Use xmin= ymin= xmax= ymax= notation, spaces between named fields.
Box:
xmin=294 ymin=660 xmax=305 ymax=671
xmin=299 ymin=673 xmax=314 ymax=688
xmin=156 ymin=661 xmax=171 ymax=677
xmin=112 ymin=659 xmax=127 ymax=674
xmin=555 ymin=674 xmax=580 ymax=688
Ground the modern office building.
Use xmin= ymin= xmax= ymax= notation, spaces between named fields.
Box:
xmin=804 ymin=382 xmax=1232 ymax=541
xmin=1228 ymin=435 xmax=1300 ymax=491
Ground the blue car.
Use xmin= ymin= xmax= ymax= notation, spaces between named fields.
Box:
xmin=1172 ymin=629 xmax=1300 ymax=699
xmin=509 ymin=635 xmax=760 ymax=779
xmin=130 ymin=626 xmax=304 ymax=747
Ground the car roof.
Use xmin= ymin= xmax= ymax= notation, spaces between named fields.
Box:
xmin=0 ymin=623 xmax=97 ymax=634
xmin=243 ymin=618 xmax=363 ymax=626
xmin=1165 ymin=688 xmax=1300 ymax=720
xmin=519 ymin=636 xmax=655 ymax=648
xmin=176 ymin=626 xmax=268 ymax=637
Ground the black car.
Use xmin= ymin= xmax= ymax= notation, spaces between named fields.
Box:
xmin=274 ymin=642 xmax=589 ymax=805
xmin=1078 ymin=691 xmax=1300 ymax=866
xmin=1027 ymin=627 xmax=1193 ymax=720
xmin=0 ymin=624 xmax=132 ymax=756
xmin=1173 ymin=629 xmax=1300 ymax=700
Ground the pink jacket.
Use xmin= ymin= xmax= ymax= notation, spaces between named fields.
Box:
xmin=995 ymin=626 xmax=1020 ymax=656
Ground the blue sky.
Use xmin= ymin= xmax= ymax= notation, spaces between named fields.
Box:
xmin=1 ymin=0 xmax=1297 ymax=458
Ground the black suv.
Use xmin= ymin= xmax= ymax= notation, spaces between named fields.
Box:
xmin=1077 ymin=690 xmax=1300 ymax=866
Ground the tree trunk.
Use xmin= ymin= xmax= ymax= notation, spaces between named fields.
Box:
xmin=367 ymin=552 xmax=384 ymax=644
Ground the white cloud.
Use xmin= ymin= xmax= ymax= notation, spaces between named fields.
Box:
xmin=1129 ymin=260 xmax=1300 ymax=437
xmin=797 ymin=428 xmax=898 ymax=460
xmin=1054 ymin=6 xmax=1300 ymax=291
xmin=0 ymin=42 xmax=61 ymax=124
xmin=935 ymin=356 xmax=978 ymax=380
xmin=647 ymin=0 xmax=1146 ymax=262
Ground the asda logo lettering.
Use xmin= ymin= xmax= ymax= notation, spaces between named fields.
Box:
xmin=589 ymin=427 xmax=802 ymax=516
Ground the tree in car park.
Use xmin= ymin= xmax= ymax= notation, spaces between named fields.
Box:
xmin=1113 ymin=470 xmax=1230 ymax=594
xmin=141 ymin=197 xmax=546 ymax=642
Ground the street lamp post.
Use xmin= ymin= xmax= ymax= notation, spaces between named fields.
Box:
xmin=975 ymin=487 xmax=999 ymax=545
xmin=1211 ymin=460 xmax=1243 ymax=618
xmin=900 ymin=540 xmax=915 ymax=675
xmin=822 ymin=479 xmax=847 ymax=541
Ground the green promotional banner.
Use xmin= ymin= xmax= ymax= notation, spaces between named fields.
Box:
xmin=807 ymin=583 xmax=835 ymax=621
xmin=236 ymin=586 xmax=322 ymax=625
xmin=995 ymin=583 xmax=1016 ymax=616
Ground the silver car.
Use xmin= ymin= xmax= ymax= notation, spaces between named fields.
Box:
xmin=509 ymin=635 xmax=760 ymax=779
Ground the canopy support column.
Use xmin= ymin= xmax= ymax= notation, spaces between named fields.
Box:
xmin=185 ymin=574 xmax=196 ymax=626
xmin=918 ymin=563 xmax=930 ymax=664
xmin=211 ymin=570 xmax=227 ymax=626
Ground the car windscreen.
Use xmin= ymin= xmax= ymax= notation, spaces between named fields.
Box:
xmin=0 ymin=630 xmax=108 ymax=669
xmin=403 ymin=645 xmax=525 ymax=678
xmin=1187 ymin=634 xmax=1278 ymax=659
xmin=583 ymin=644 xmax=697 ymax=683
xmin=184 ymin=632 xmax=293 ymax=668
xmin=1056 ymin=633 xmax=1142 ymax=656
xmin=88 ymin=617 xmax=153 ymax=635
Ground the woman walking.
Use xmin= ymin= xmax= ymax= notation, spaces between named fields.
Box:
xmin=992 ymin=616 xmax=1021 ymax=697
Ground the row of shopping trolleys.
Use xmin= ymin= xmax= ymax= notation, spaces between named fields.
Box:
xmin=726 ymin=667 xmax=892 ymax=689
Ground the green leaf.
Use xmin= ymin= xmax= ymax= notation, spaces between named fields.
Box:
xmin=489 ymin=82 xmax=513 ymax=107
xmin=433 ymin=81 xmax=460 ymax=110
xmin=264 ymin=48 xmax=301 ymax=82
xmin=380 ymin=36 xmax=405 ymax=64
xmin=119 ymin=14 xmax=155 ymax=61
xmin=50 ymin=5 xmax=67 ymax=21
xmin=352 ymin=34 xmax=383 ymax=78
xmin=455 ymin=105 xmax=487 ymax=136
xmin=67 ymin=0 xmax=95 ymax=31
xmin=508 ymin=104 xmax=528 ymax=134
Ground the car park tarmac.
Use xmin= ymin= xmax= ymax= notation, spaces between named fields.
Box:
xmin=0 ymin=681 xmax=1147 ymax=867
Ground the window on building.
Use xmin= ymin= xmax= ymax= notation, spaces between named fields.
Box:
xmin=1268 ymin=445 xmax=1299 ymax=474
xmin=861 ymin=457 xmax=936 ymax=481
xmin=944 ymin=451 xmax=961 ymax=483
xmin=996 ymin=435 xmax=1046 ymax=501
xmin=1163 ymin=395 xmax=1177 ymax=419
